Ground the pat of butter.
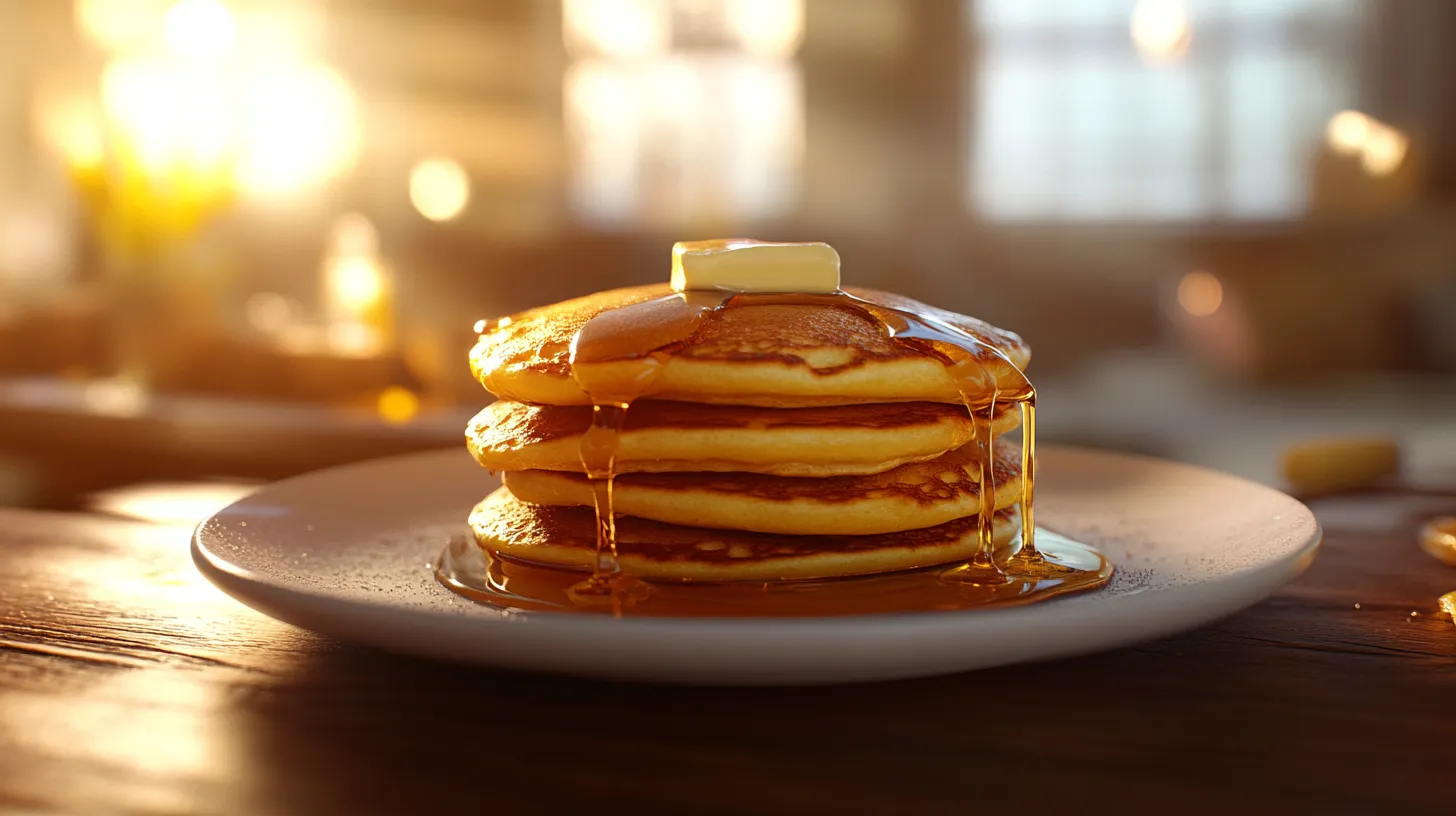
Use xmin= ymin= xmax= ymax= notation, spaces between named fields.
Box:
xmin=671 ymin=239 xmax=841 ymax=294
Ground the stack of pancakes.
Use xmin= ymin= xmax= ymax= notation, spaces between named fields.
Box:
xmin=466 ymin=284 xmax=1032 ymax=582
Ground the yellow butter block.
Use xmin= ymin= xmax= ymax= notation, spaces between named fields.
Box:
xmin=1280 ymin=437 xmax=1400 ymax=494
xmin=670 ymin=239 xmax=840 ymax=294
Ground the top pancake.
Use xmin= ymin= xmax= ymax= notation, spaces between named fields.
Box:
xmin=470 ymin=284 xmax=1031 ymax=407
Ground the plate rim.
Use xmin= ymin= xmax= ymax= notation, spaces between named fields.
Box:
xmin=191 ymin=443 xmax=1322 ymax=636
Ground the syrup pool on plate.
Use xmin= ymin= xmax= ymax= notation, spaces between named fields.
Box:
xmin=436 ymin=527 xmax=1111 ymax=618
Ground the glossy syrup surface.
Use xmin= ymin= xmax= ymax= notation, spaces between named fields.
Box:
xmin=436 ymin=527 xmax=1110 ymax=618
xmin=562 ymin=291 xmax=730 ymax=607
xmin=442 ymin=288 xmax=1112 ymax=617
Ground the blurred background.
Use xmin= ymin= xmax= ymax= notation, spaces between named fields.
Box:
xmin=1 ymin=0 xmax=1454 ymax=517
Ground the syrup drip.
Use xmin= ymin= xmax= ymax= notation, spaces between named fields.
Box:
xmin=565 ymin=291 xmax=731 ymax=608
xmin=852 ymin=298 xmax=1025 ymax=578
xmin=1015 ymin=399 xmax=1040 ymax=563
xmin=570 ymin=402 xmax=644 ymax=607
xmin=746 ymin=291 xmax=1036 ymax=582
xmin=443 ymin=287 xmax=1111 ymax=617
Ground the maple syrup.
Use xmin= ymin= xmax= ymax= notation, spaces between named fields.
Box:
xmin=563 ymin=291 xmax=731 ymax=606
xmin=442 ymin=287 xmax=1113 ymax=617
xmin=437 ymin=526 xmax=1109 ymax=617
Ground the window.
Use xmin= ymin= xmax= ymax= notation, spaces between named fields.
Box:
xmin=562 ymin=0 xmax=804 ymax=228
xmin=968 ymin=0 xmax=1365 ymax=222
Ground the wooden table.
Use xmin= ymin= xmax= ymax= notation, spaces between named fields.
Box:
xmin=2 ymin=491 xmax=1454 ymax=814
xmin=0 ymin=378 xmax=475 ymax=509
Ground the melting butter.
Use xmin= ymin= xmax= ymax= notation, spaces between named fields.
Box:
xmin=671 ymin=239 xmax=841 ymax=294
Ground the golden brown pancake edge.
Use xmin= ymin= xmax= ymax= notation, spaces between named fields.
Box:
xmin=469 ymin=284 xmax=1032 ymax=407
xmin=467 ymin=399 xmax=1021 ymax=476
xmin=502 ymin=439 xmax=1024 ymax=536
xmin=470 ymin=487 xmax=1021 ymax=582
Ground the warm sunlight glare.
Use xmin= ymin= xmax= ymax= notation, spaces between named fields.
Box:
xmin=725 ymin=0 xmax=804 ymax=58
xmin=163 ymin=0 xmax=236 ymax=58
xmin=562 ymin=0 xmax=670 ymax=58
xmin=329 ymin=258 xmax=384 ymax=314
xmin=235 ymin=67 xmax=359 ymax=195
xmin=100 ymin=57 xmax=235 ymax=172
xmin=75 ymin=0 xmax=170 ymax=53
xmin=91 ymin=482 xmax=258 ymax=526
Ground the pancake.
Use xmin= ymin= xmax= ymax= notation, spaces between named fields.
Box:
xmin=467 ymin=399 xmax=1021 ymax=477
xmin=470 ymin=284 xmax=1031 ymax=408
xmin=503 ymin=439 xmax=1023 ymax=536
xmin=470 ymin=487 xmax=1021 ymax=581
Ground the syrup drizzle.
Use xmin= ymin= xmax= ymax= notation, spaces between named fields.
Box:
xmin=443 ymin=287 xmax=1111 ymax=617
xmin=1015 ymin=399 xmax=1040 ymax=563
xmin=843 ymin=293 xmax=1029 ymax=580
xmin=729 ymin=291 xmax=1035 ymax=582
xmin=575 ymin=402 xmax=631 ymax=600
xmin=565 ymin=291 xmax=731 ymax=607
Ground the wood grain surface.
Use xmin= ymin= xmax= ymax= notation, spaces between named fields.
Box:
xmin=1 ymin=493 xmax=1454 ymax=815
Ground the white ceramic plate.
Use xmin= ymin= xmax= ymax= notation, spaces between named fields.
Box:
xmin=192 ymin=445 xmax=1320 ymax=685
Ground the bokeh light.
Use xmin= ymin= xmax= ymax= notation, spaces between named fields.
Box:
xmin=1360 ymin=125 xmax=1409 ymax=177
xmin=562 ymin=0 xmax=670 ymax=58
xmin=725 ymin=0 xmax=804 ymax=58
xmin=1323 ymin=110 xmax=1409 ymax=177
xmin=409 ymin=159 xmax=471 ymax=222
xmin=100 ymin=57 xmax=236 ymax=173
xmin=377 ymin=386 xmax=420 ymax=425
xmin=235 ymin=66 xmax=360 ymax=196
xmin=1325 ymin=110 xmax=1370 ymax=155
xmin=329 ymin=258 xmax=385 ymax=315
xmin=163 ymin=0 xmax=237 ymax=59
xmin=75 ymin=0 xmax=170 ymax=54
xmin=1177 ymin=271 xmax=1223 ymax=317
xmin=321 ymin=213 xmax=389 ymax=357
xmin=1131 ymin=0 xmax=1191 ymax=63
